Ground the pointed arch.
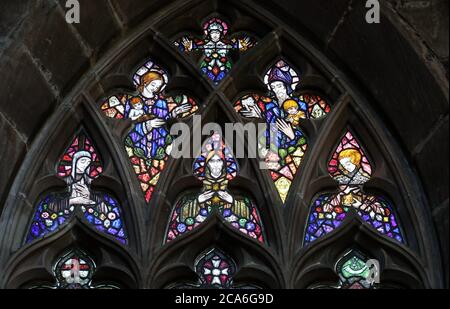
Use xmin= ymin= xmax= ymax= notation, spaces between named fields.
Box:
xmin=0 ymin=0 xmax=444 ymax=289
xmin=165 ymin=133 xmax=265 ymax=244
xmin=285 ymin=98 xmax=438 ymax=286
xmin=291 ymin=220 xmax=428 ymax=289
xmin=0 ymin=101 xmax=145 ymax=286
xmin=150 ymin=215 xmax=284 ymax=289
xmin=303 ymin=129 xmax=404 ymax=246
xmin=4 ymin=220 xmax=140 ymax=289
xmin=25 ymin=129 xmax=128 ymax=245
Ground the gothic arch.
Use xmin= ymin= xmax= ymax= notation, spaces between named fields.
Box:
xmin=150 ymin=214 xmax=284 ymax=289
xmin=4 ymin=218 xmax=140 ymax=289
xmin=291 ymin=218 xmax=427 ymax=289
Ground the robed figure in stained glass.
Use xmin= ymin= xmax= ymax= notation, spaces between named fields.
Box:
xmin=235 ymin=60 xmax=331 ymax=203
xmin=26 ymin=133 xmax=127 ymax=245
xmin=101 ymin=60 xmax=198 ymax=203
xmin=304 ymin=131 xmax=404 ymax=245
xmin=166 ymin=133 xmax=264 ymax=243
xmin=175 ymin=17 xmax=256 ymax=85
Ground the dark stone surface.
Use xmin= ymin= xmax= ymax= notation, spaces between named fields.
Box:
xmin=0 ymin=115 xmax=26 ymax=212
xmin=433 ymin=200 xmax=449 ymax=287
xmin=256 ymin=0 xmax=350 ymax=47
xmin=327 ymin=1 xmax=448 ymax=154
xmin=390 ymin=0 xmax=449 ymax=61
xmin=415 ymin=117 xmax=449 ymax=287
xmin=0 ymin=1 xmax=31 ymax=39
xmin=0 ymin=44 xmax=55 ymax=138
xmin=57 ymin=0 xmax=121 ymax=54
xmin=22 ymin=0 xmax=89 ymax=94
xmin=414 ymin=117 xmax=449 ymax=209
xmin=110 ymin=0 xmax=167 ymax=26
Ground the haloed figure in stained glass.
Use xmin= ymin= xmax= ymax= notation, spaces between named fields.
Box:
xmin=197 ymin=151 xmax=234 ymax=207
xmin=175 ymin=17 xmax=256 ymax=85
xmin=166 ymin=133 xmax=264 ymax=243
xmin=26 ymin=133 xmax=127 ymax=245
xmin=235 ymin=60 xmax=331 ymax=203
xmin=67 ymin=151 xmax=111 ymax=213
xmin=304 ymin=131 xmax=404 ymax=245
xmin=101 ymin=60 xmax=198 ymax=203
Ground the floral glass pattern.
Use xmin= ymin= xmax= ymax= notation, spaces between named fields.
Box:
xmin=30 ymin=249 xmax=119 ymax=289
xmin=196 ymin=248 xmax=235 ymax=288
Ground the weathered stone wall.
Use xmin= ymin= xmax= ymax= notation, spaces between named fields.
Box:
xmin=0 ymin=0 xmax=448 ymax=287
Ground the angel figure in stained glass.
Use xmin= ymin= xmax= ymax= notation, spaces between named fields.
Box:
xmin=234 ymin=60 xmax=331 ymax=203
xmin=175 ymin=17 xmax=256 ymax=85
xmin=304 ymin=131 xmax=404 ymax=245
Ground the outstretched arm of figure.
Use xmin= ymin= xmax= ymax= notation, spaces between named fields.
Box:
xmin=144 ymin=118 xmax=167 ymax=131
xmin=174 ymin=36 xmax=199 ymax=53
xmin=232 ymin=35 xmax=257 ymax=51
xmin=133 ymin=114 xmax=166 ymax=130
xmin=101 ymin=94 xmax=132 ymax=120
xmin=168 ymin=95 xmax=199 ymax=119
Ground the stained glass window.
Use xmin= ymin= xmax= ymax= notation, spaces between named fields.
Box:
xmin=31 ymin=249 xmax=119 ymax=289
xmin=166 ymin=133 xmax=265 ymax=243
xmin=171 ymin=248 xmax=259 ymax=289
xmin=26 ymin=132 xmax=127 ymax=245
xmin=196 ymin=248 xmax=235 ymax=288
xmin=234 ymin=60 xmax=331 ymax=203
xmin=174 ymin=17 xmax=257 ymax=85
xmin=304 ymin=131 xmax=404 ymax=245
xmin=100 ymin=60 xmax=198 ymax=203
